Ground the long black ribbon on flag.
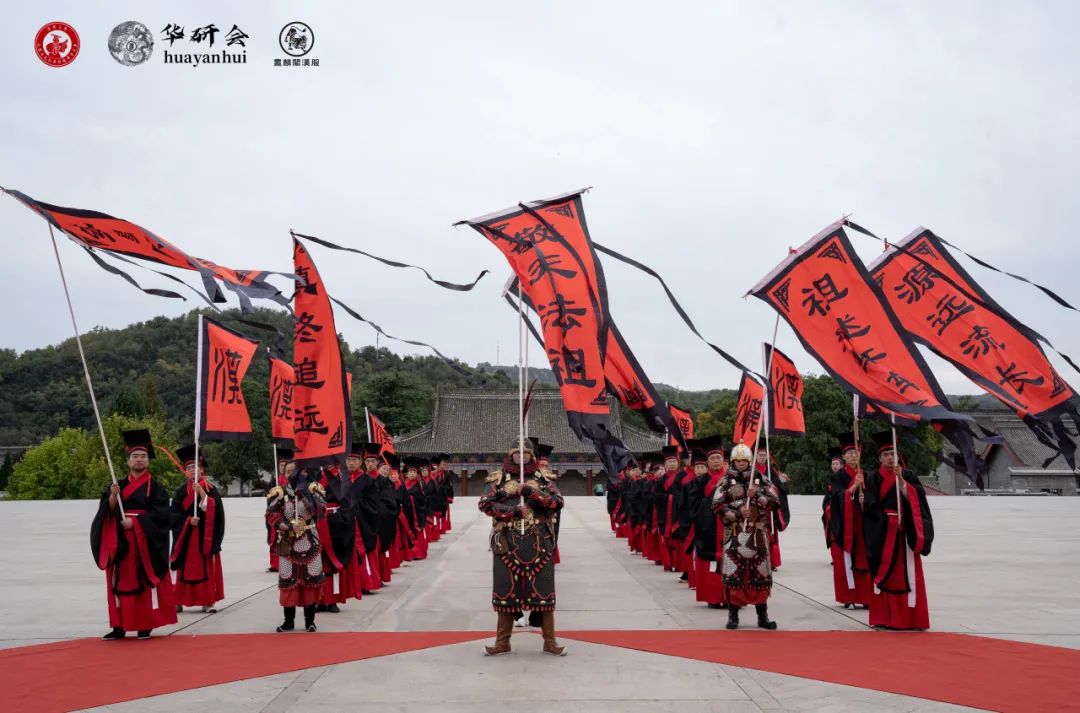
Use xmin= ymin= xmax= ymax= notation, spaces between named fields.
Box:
xmin=592 ymin=242 xmax=763 ymax=381
xmin=843 ymin=219 xmax=1080 ymax=378
xmin=81 ymin=247 xmax=187 ymax=302
xmin=327 ymin=295 xmax=470 ymax=375
xmin=293 ymin=231 xmax=490 ymax=291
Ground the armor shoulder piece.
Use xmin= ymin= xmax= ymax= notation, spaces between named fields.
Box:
xmin=538 ymin=466 xmax=559 ymax=481
xmin=486 ymin=469 xmax=503 ymax=483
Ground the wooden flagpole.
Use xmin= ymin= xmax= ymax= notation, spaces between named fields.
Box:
xmin=48 ymin=225 xmax=124 ymax=518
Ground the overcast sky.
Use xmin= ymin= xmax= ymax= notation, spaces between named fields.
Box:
xmin=4 ymin=1 xmax=1079 ymax=395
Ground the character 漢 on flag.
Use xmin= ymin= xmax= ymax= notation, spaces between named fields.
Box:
xmin=196 ymin=317 xmax=259 ymax=441
xmin=764 ymin=344 xmax=805 ymax=437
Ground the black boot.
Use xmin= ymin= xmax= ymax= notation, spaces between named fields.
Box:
xmin=102 ymin=627 xmax=125 ymax=641
xmin=304 ymin=604 xmax=317 ymax=632
xmin=679 ymin=572 xmax=689 ymax=582
xmin=726 ymin=607 xmax=740 ymax=630
xmin=527 ymin=611 xmax=543 ymax=628
xmin=136 ymin=630 xmax=152 ymax=640
xmin=755 ymin=603 xmax=777 ymax=630
xmin=277 ymin=606 xmax=296 ymax=632
xmin=325 ymin=603 xmax=340 ymax=614
xmin=707 ymin=602 xmax=728 ymax=609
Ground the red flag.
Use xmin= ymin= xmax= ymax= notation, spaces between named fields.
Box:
xmin=292 ymin=239 xmax=352 ymax=467
xmin=870 ymin=229 xmax=1079 ymax=421
xmin=749 ymin=222 xmax=963 ymax=422
xmin=461 ymin=191 xmax=628 ymax=475
xmin=197 ymin=317 xmax=259 ymax=441
xmin=366 ymin=409 xmax=395 ymax=455
xmin=4 ymin=188 xmax=292 ymax=307
xmin=765 ymin=344 xmax=805 ymax=437
xmin=733 ymin=372 xmax=765 ymax=447
xmin=268 ymin=356 xmax=295 ymax=448
xmin=667 ymin=403 xmax=694 ymax=446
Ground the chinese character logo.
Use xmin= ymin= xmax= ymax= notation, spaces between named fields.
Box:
xmin=108 ymin=21 xmax=154 ymax=66
xmin=35 ymin=22 xmax=80 ymax=67
xmin=279 ymin=22 xmax=313 ymax=56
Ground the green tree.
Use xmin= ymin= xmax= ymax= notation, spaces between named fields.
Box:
xmin=357 ymin=370 xmax=433 ymax=434
xmin=9 ymin=413 xmax=181 ymax=500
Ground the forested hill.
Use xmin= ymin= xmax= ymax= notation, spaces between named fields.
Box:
xmin=0 ymin=308 xmax=980 ymax=499
xmin=0 ymin=307 xmax=517 ymax=446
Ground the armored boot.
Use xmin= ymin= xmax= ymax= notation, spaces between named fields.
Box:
xmin=726 ymin=606 xmax=740 ymax=630
xmin=755 ymin=603 xmax=777 ymax=630
xmin=484 ymin=612 xmax=514 ymax=655
xmin=540 ymin=611 xmax=567 ymax=656
xmin=276 ymin=606 xmax=296 ymax=633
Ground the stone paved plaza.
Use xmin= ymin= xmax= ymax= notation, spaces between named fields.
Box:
xmin=3 ymin=494 xmax=1078 ymax=711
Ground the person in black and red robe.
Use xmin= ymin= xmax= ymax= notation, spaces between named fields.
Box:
xmin=607 ymin=468 xmax=625 ymax=534
xmin=379 ymin=456 xmax=408 ymax=570
xmin=434 ymin=453 xmax=456 ymax=534
xmin=531 ymin=440 xmax=560 ymax=565
xmin=863 ymin=432 xmax=934 ymax=631
xmin=672 ymin=446 xmax=707 ymax=587
xmin=266 ymin=448 xmax=293 ymax=572
xmin=624 ymin=463 xmax=647 ymax=555
xmin=170 ymin=444 xmax=225 ymax=614
xmin=754 ymin=450 xmax=790 ymax=570
xmin=421 ymin=461 xmax=445 ymax=543
xmin=402 ymin=458 xmax=430 ymax=560
xmin=714 ymin=442 xmax=781 ymax=630
xmin=316 ymin=464 xmax=359 ymax=612
xmin=828 ymin=437 xmax=872 ymax=608
xmin=688 ymin=436 xmax=728 ymax=609
xmin=822 ymin=450 xmax=838 ymax=554
xmin=345 ymin=446 xmax=384 ymax=593
xmin=363 ymin=443 xmax=399 ymax=583
xmin=653 ymin=445 xmax=682 ymax=573
xmin=91 ymin=429 xmax=178 ymax=640
xmin=641 ymin=455 xmax=664 ymax=563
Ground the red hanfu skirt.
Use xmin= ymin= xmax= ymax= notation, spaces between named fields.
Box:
xmin=173 ymin=553 xmax=224 ymax=607
xmin=869 ymin=550 xmax=930 ymax=630
xmin=831 ymin=543 xmax=872 ymax=606
xmin=694 ymin=557 xmax=726 ymax=605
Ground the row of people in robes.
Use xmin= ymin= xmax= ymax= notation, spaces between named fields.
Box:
xmin=265 ymin=443 xmax=456 ymax=631
xmin=91 ymin=430 xmax=457 ymax=639
xmin=822 ymin=431 xmax=934 ymax=630
xmin=609 ymin=430 xmax=933 ymax=631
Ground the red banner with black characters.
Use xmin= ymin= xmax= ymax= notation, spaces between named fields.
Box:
xmin=667 ymin=403 xmax=694 ymax=447
xmin=749 ymin=222 xmax=964 ymax=422
xmin=4 ymin=188 xmax=292 ymax=308
xmin=366 ymin=409 xmax=395 ymax=455
xmin=197 ymin=317 xmax=259 ymax=441
xmin=733 ymin=372 xmax=765 ymax=447
xmin=460 ymin=191 xmax=629 ymax=476
xmin=764 ymin=344 xmax=805 ymax=437
xmin=604 ymin=322 xmax=683 ymax=441
xmin=268 ymin=356 xmax=295 ymax=448
xmin=291 ymin=239 xmax=352 ymax=467
xmin=870 ymin=228 xmax=1079 ymax=421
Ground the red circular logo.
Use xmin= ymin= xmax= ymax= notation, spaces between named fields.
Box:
xmin=35 ymin=22 xmax=80 ymax=67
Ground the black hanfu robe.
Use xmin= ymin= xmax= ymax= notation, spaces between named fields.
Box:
xmin=170 ymin=476 xmax=225 ymax=607
xmin=317 ymin=469 xmax=358 ymax=604
xmin=91 ymin=472 xmax=178 ymax=632
xmin=863 ymin=466 xmax=934 ymax=630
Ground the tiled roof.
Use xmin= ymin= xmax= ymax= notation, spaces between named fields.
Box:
xmin=394 ymin=390 xmax=664 ymax=456
xmin=942 ymin=410 xmax=1077 ymax=471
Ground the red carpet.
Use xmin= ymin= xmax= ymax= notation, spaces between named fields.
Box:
xmin=0 ymin=631 xmax=489 ymax=713
xmin=561 ymin=629 xmax=1080 ymax=712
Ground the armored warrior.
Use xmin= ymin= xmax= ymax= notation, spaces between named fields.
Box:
xmin=479 ymin=442 xmax=566 ymax=656
xmin=713 ymin=442 xmax=781 ymax=630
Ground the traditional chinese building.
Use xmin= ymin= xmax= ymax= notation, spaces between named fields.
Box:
xmin=393 ymin=390 xmax=665 ymax=495
xmin=936 ymin=409 xmax=1079 ymax=495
